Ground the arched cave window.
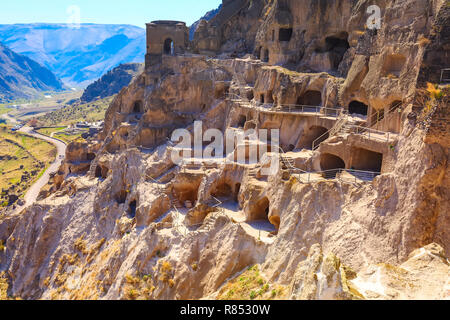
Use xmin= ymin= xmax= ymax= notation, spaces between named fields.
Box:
xmin=351 ymin=148 xmax=383 ymax=173
xmin=133 ymin=100 xmax=143 ymax=113
xmin=128 ymin=200 xmax=137 ymax=218
xmin=383 ymin=54 xmax=406 ymax=77
xmin=86 ymin=153 xmax=96 ymax=161
xmin=349 ymin=101 xmax=369 ymax=116
xmin=263 ymin=49 xmax=269 ymax=63
xmin=297 ymin=90 xmax=322 ymax=106
xmin=324 ymin=33 xmax=350 ymax=70
xmin=164 ymin=38 xmax=174 ymax=55
xmin=297 ymin=126 xmax=329 ymax=150
xmin=279 ymin=28 xmax=293 ymax=42
xmin=238 ymin=115 xmax=247 ymax=128
xmin=320 ymin=153 xmax=345 ymax=178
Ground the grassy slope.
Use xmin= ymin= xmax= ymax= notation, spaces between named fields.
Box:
xmin=37 ymin=96 xmax=114 ymax=127
xmin=0 ymin=125 xmax=56 ymax=206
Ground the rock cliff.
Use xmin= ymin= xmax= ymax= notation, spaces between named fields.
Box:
xmin=0 ymin=0 xmax=448 ymax=300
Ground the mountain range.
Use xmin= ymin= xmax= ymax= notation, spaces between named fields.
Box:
xmin=80 ymin=63 xmax=144 ymax=103
xmin=0 ymin=42 xmax=64 ymax=103
xmin=0 ymin=24 xmax=146 ymax=87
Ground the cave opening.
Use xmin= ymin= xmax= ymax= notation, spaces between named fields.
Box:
xmin=279 ymin=28 xmax=293 ymax=42
xmin=115 ymin=190 xmax=128 ymax=204
xmin=351 ymin=148 xmax=383 ymax=172
xmin=260 ymin=94 xmax=265 ymax=104
xmin=128 ymin=200 xmax=137 ymax=218
xmin=297 ymin=90 xmax=322 ymax=106
xmin=250 ymin=197 xmax=270 ymax=221
xmin=263 ymin=49 xmax=269 ymax=62
xmin=297 ymin=126 xmax=329 ymax=150
xmin=133 ymin=100 xmax=143 ymax=113
xmin=324 ymin=34 xmax=350 ymax=70
xmin=383 ymin=54 xmax=406 ymax=77
xmin=86 ymin=153 xmax=96 ymax=161
xmin=95 ymin=166 xmax=102 ymax=178
xmin=238 ymin=115 xmax=247 ymax=128
xmin=320 ymin=153 xmax=345 ymax=178
xmin=349 ymin=101 xmax=369 ymax=116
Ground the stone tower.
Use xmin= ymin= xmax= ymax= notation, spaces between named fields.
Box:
xmin=145 ymin=20 xmax=189 ymax=69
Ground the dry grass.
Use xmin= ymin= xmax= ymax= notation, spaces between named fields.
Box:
xmin=217 ymin=265 xmax=283 ymax=300
xmin=0 ymin=125 xmax=56 ymax=206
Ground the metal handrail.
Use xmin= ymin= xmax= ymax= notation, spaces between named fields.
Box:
xmin=440 ymin=68 xmax=450 ymax=84
xmin=369 ymin=101 xmax=403 ymax=130
xmin=347 ymin=125 xmax=393 ymax=142
xmin=295 ymin=168 xmax=381 ymax=183
xmin=312 ymin=113 xmax=348 ymax=150
xmin=226 ymin=93 xmax=343 ymax=117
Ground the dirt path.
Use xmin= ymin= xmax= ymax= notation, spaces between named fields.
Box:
xmin=16 ymin=126 xmax=67 ymax=209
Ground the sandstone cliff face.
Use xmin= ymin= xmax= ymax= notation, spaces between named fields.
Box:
xmin=0 ymin=0 xmax=448 ymax=300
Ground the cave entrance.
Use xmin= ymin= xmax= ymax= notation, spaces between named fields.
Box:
xmin=133 ymin=100 xmax=143 ymax=113
xmin=263 ymin=49 xmax=269 ymax=63
xmin=297 ymin=126 xmax=329 ymax=150
xmin=128 ymin=200 xmax=137 ymax=218
xmin=212 ymin=182 xmax=233 ymax=198
xmin=320 ymin=153 xmax=345 ymax=178
xmin=164 ymin=38 xmax=174 ymax=55
xmin=250 ymin=197 xmax=270 ymax=221
xmin=260 ymin=94 xmax=265 ymax=104
xmin=238 ymin=115 xmax=247 ymax=128
xmin=351 ymin=148 xmax=383 ymax=172
xmin=115 ymin=190 xmax=128 ymax=204
xmin=235 ymin=183 xmax=241 ymax=202
xmin=383 ymin=54 xmax=406 ymax=77
xmin=256 ymin=46 xmax=262 ymax=60
xmin=86 ymin=153 xmax=96 ymax=161
xmin=297 ymin=90 xmax=322 ymax=106
xmin=325 ymin=33 xmax=350 ymax=70
xmin=349 ymin=101 xmax=368 ymax=116
xmin=279 ymin=28 xmax=293 ymax=42
xmin=95 ymin=166 xmax=102 ymax=178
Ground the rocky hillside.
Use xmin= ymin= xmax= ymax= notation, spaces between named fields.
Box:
xmin=80 ymin=63 xmax=144 ymax=103
xmin=0 ymin=24 xmax=145 ymax=86
xmin=189 ymin=4 xmax=222 ymax=40
xmin=0 ymin=43 xmax=64 ymax=102
xmin=0 ymin=0 xmax=448 ymax=301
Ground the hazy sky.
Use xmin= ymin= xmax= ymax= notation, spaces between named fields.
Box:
xmin=0 ymin=0 xmax=222 ymax=27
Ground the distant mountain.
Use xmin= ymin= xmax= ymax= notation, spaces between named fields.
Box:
xmin=80 ymin=63 xmax=144 ymax=103
xmin=0 ymin=42 xmax=64 ymax=103
xmin=189 ymin=4 xmax=222 ymax=40
xmin=0 ymin=24 xmax=145 ymax=87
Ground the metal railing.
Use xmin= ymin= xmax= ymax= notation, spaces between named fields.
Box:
xmin=226 ymin=93 xmax=343 ymax=118
xmin=312 ymin=113 xmax=348 ymax=150
xmin=295 ymin=168 xmax=381 ymax=184
xmin=440 ymin=68 xmax=450 ymax=84
xmin=369 ymin=101 xmax=403 ymax=130
xmin=347 ymin=125 xmax=394 ymax=142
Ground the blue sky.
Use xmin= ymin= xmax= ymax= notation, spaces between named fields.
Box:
xmin=0 ymin=0 xmax=222 ymax=27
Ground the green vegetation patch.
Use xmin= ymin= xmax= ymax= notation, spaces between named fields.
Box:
xmin=217 ymin=265 xmax=285 ymax=300
xmin=37 ymin=96 xmax=114 ymax=127
xmin=0 ymin=125 xmax=56 ymax=206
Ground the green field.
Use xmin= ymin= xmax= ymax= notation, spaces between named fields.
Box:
xmin=0 ymin=125 xmax=56 ymax=207
xmin=36 ymin=127 xmax=67 ymax=137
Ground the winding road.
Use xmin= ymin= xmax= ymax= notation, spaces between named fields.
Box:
xmin=16 ymin=126 xmax=67 ymax=209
